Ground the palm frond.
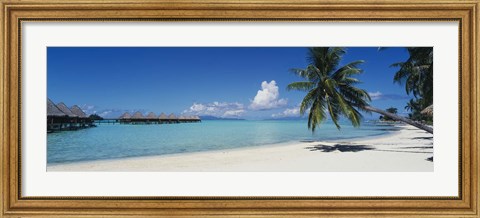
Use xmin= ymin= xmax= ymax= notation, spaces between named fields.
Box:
xmin=299 ymin=88 xmax=320 ymax=115
xmin=307 ymin=98 xmax=326 ymax=132
xmin=287 ymin=47 xmax=372 ymax=132
xmin=332 ymin=60 xmax=364 ymax=80
xmin=325 ymin=95 xmax=341 ymax=130
xmin=389 ymin=47 xmax=433 ymax=107
xmin=286 ymin=81 xmax=315 ymax=92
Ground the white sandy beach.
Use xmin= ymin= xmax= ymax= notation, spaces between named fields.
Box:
xmin=47 ymin=125 xmax=433 ymax=172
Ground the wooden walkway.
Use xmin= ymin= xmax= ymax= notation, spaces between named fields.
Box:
xmin=94 ymin=118 xmax=201 ymax=125
xmin=47 ymin=117 xmax=96 ymax=133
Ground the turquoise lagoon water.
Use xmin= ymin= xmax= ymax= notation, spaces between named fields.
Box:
xmin=47 ymin=120 xmax=399 ymax=164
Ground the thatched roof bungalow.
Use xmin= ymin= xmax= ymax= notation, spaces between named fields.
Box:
xmin=421 ymin=104 xmax=433 ymax=116
xmin=47 ymin=98 xmax=66 ymax=117
xmin=119 ymin=112 xmax=132 ymax=119
xmin=146 ymin=112 xmax=157 ymax=119
xmin=70 ymin=105 xmax=87 ymax=118
xmin=168 ymin=113 xmax=177 ymax=119
xmin=159 ymin=113 xmax=167 ymax=120
xmin=132 ymin=111 xmax=145 ymax=119
xmin=47 ymin=99 xmax=96 ymax=132
xmin=56 ymin=102 xmax=78 ymax=117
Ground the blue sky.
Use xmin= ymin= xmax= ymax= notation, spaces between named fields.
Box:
xmin=47 ymin=47 xmax=413 ymax=120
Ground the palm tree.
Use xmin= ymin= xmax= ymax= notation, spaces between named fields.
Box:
xmin=404 ymin=99 xmax=418 ymax=112
xmin=386 ymin=107 xmax=398 ymax=114
xmin=380 ymin=107 xmax=398 ymax=121
xmin=391 ymin=47 xmax=433 ymax=108
xmin=404 ymin=98 xmax=432 ymax=122
xmin=288 ymin=47 xmax=433 ymax=134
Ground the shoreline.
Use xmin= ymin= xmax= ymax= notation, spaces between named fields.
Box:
xmin=47 ymin=124 xmax=433 ymax=172
xmin=47 ymin=125 xmax=398 ymax=166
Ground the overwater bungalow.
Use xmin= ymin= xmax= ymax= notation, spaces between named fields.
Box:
xmin=70 ymin=105 xmax=87 ymax=118
xmin=119 ymin=112 xmax=132 ymax=119
xmin=71 ymin=104 xmax=94 ymax=128
xmin=47 ymin=99 xmax=94 ymax=132
xmin=56 ymin=102 xmax=82 ymax=130
xmin=118 ymin=112 xmax=132 ymax=124
xmin=168 ymin=113 xmax=179 ymax=123
xmin=159 ymin=113 xmax=168 ymax=123
xmin=146 ymin=112 xmax=158 ymax=124
xmin=117 ymin=111 xmax=200 ymax=124
xmin=146 ymin=112 xmax=157 ymax=119
xmin=132 ymin=111 xmax=144 ymax=119
xmin=57 ymin=102 xmax=78 ymax=117
xmin=47 ymin=98 xmax=65 ymax=117
xmin=129 ymin=111 xmax=146 ymax=124
xmin=47 ymin=98 xmax=68 ymax=132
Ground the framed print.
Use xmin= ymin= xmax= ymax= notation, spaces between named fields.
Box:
xmin=1 ymin=0 xmax=478 ymax=217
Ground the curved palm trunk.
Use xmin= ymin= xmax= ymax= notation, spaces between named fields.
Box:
xmin=362 ymin=105 xmax=433 ymax=134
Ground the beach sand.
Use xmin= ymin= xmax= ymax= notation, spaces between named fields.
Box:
xmin=47 ymin=124 xmax=433 ymax=172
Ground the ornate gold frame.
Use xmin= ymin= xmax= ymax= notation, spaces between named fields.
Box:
xmin=1 ymin=0 xmax=478 ymax=217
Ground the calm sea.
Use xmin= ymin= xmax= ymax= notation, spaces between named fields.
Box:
xmin=47 ymin=120 xmax=398 ymax=164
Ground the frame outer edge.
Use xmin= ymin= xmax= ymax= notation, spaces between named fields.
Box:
xmin=9 ymin=3 xmax=18 ymax=211
xmin=0 ymin=0 xmax=478 ymax=5
xmin=1 ymin=1 xmax=9 ymax=216
xmin=1 ymin=0 xmax=479 ymax=217
xmin=474 ymin=1 xmax=479 ymax=216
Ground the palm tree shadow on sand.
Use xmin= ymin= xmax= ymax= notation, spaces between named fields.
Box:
xmin=305 ymin=144 xmax=434 ymax=162
xmin=306 ymin=144 xmax=375 ymax=152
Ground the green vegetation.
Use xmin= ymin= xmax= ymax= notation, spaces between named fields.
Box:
xmin=404 ymin=99 xmax=432 ymax=123
xmin=379 ymin=107 xmax=398 ymax=121
xmin=287 ymin=48 xmax=370 ymax=131
xmin=288 ymin=47 xmax=433 ymax=134
xmin=391 ymin=47 xmax=433 ymax=107
xmin=389 ymin=47 xmax=433 ymax=123
xmin=88 ymin=114 xmax=104 ymax=120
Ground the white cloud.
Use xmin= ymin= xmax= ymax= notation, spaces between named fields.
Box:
xmin=368 ymin=91 xmax=383 ymax=100
xmin=183 ymin=101 xmax=245 ymax=118
xmin=80 ymin=104 xmax=98 ymax=115
xmin=368 ymin=91 xmax=409 ymax=101
xmin=272 ymin=101 xmax=312 ymax=118
xmin=249 ymin=80 xmax=288 ymax=110
xmin=223 ymin=110 xmax=245 ymax=117
xmin=98 ymin=110 xmax=112 ymax=117
xmin=189 ymin=103 xmax=206 ymax=112
xmin=272 ymin=106 xmax=306 ymax=118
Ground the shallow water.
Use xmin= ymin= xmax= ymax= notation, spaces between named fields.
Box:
xmin=47 ymin=120 xmax=398 ymax=164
